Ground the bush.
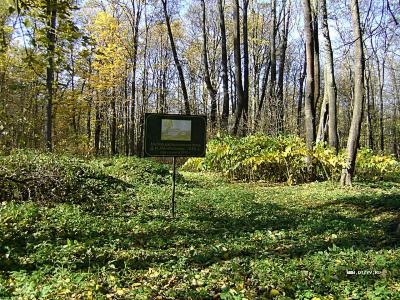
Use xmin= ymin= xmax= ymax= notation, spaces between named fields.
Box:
xmin=356 ymin=148 xmax=400 ymax=181
xmin=183 ymin=135 xmax=309 ymax=183
xmin=182 ymin=135 xmax=400 ymax=184
xmin=0 ymin=150 xmax=134 ymax=204
xmin=94 ymin=156 xmax=171 ymax=185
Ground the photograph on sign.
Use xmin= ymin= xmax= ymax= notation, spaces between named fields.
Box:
xmin=144 ymin=113 xmax=206 ymax=157
xmin=161 ymin=119 xmax=191 ymax=141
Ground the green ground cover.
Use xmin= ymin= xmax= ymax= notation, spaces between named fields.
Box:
xmin=1 ymin=153 xmax=400 ymax=299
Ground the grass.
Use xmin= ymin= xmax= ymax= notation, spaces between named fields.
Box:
xmin=1 ymin=155 xmax=400 ymax=299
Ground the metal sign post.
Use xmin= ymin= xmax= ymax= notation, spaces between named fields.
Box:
xmin=143 ymin=113 xmax=206 ymax=218
xmin=171 ymin=157 xmax=176 ymax=218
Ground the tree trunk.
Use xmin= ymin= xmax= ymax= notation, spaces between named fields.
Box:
xmin=312 ymin=5 xmax=320 ymax=109
xmin=94 ymin=95 xmax=102 ymax=156
xmin=137 ymin=19 xmax=149 ymax=158
xmin=277 ymin=4 xmax=290 ymax=133
xmin=268 ymin=0 xmax=277 ymax=134
xmin=378 ymin=62 xmax=385 ymax=152
xmin=201 ymin=0 xmax=217 ymax=132
xmin=161 ymin=0 xmax=190 ymax=115
xmin=129 ymin=0 xmax=142 ymax=156
xmin=390 ymin=64 xmax=399 ymax=158
xmin=321 ymin=0 xmax=338 ymax=152
xmin=302 ymin=0 xmax=316 ymax=179
xmin=219 ymin=0 xmax=230 ymax=132
xmin=255 ymin=59 xmax=271 ymax=131
xmin=242 ymin=0 xmax=249 ymax=135
xmin=297 ymin=56 xmax=306 ymax=134
xmin=111 ymin=89 xmax=117 ymax=155
xmin=232 ymin=0 xmax=244 ymax=135
xmin=366 ymin=68 xmax=374 ymax=149
xmin=45 ymin=0 xmax=57 ymax=152
xmin=316 ymin=71 xmax=328 ymax=143
xmin=340 ymin=0 xmax=365 ymax=186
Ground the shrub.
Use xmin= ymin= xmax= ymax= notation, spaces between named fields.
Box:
xmin=95 ymin=156 xmax=171 ymax=185
xmin=183 ymin=135 xmax=309 ymax=183
xmin=355 ymin=148 xmax=400 ymax=181
xmin=182 ymin=135 xmax=400 ymax=184
xmin=0 ymin=150 xmax=134 ymax=204
xmin=313 ymin=142 xmax=347 ymax=181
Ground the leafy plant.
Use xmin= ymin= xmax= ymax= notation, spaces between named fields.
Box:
xmin=355 ymin=148 xmax=400 ymax=181
xmin=183 ymin=135 xmax=400 ymax=184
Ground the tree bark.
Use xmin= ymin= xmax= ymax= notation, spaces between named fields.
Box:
xmin=302 ymin=0 xmax=316 ymax=179
xmin=316 ymin=70 xmax=328 ymax=143
xmin=321 ymin=0 xmax=338 ymax=152
xmin=390 ymin=64 xmax=399 ymax=158
xmin=138 ymin=19 xmax=149 ymax=158
xmin=161 ymin=0 xmax=190 ymax=115
xmin=128 ymin=0 xmax=142 ymax=156
xmin=378 ymin=62 xmax=385 ymax=152
xmin=94 ymin=95 xmax=102 ymax=156
xmin=297 ymin=55 xmax=306 ymax=135
xmin=366 ymin=67 xmax=374 ymax=149
xmin=201 ymin=0 xmax=217 ymax=132
xmin=255 ymin=59 xmax=271 ymax=131
xmin=45 ymin=0 xmax=57 ymax=152
xmin=341 ymin=0 xmax=365 ymax=186
xmin=232 ymin=0 xmax=244 ymax=135
xmin=242 ymin=0 xmax=250 ymax=135
xmin=268 ymin=0 xmax=277 ymax=134
xmin=219 ymin=0 xmax=230 ymax=131
xmin=312 ymin=4 xmax=320 ymax=109
xmin=277 ymin=4 xmax=290 ymax=133
xmin=111 ymin=89 xmax=117 ymax=155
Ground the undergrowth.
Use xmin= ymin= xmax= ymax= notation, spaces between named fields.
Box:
xmin=183 ymin=135 xmax=400 ymax=184
xmin=1 ymin=150 xmax=399 ymax=299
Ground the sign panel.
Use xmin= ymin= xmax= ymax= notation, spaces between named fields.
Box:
xmin=144 ymin=113 xmax=206 ymax=157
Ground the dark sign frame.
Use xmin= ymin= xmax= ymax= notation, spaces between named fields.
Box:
xmin=144 ymin=113 xmax=207 ymax=157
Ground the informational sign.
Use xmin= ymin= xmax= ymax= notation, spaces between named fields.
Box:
xmin=144 ymin=113 xmax=206 ymax=157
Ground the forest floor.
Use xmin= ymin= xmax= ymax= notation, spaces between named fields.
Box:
xmin=1 ymin=157 xmax=400 ymax=299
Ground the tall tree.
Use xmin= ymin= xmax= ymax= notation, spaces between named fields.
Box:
xmin=316 ymin=70 xmax=329 ymax=143
xmin=297 ymin=55 xmax=306 ymax=134
xmin=218 ymin=0 xmax=229 ymax=131
xmin=321 ymin=0 xmax=338 ymax=151
xmin=232 ymin=0 xmax=244 ymax=135
xmin=340 ymin=0 xmax=365 ymax=186
xmin=242 ymin=0 xmax=250 ymax=135
xmin=45 ymin=0 xmax=57 ymax=152
xmin=124 ymin=0 xmax=143 ymax=155
xmin=268 ymin=0 xmax=277 ymax=133
xmin=365 ymin=66 xmax=374 ymax=149
xmin=312 ymin=1 xmax=320 ymax=108
xmin=217 ymin=0 xmax=229 ymax=131
xmin=302 ymin=0 xmax=316 ymax=178
xmin=161 ymin=0 xmax=190 ymax=115
xmin=277 ymin=2 xmax=290 ymax=133
xmin=201 ymin=0 xmax=217 ymax=132
xmin=390 ymin=62 xmax=399 ymax=158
